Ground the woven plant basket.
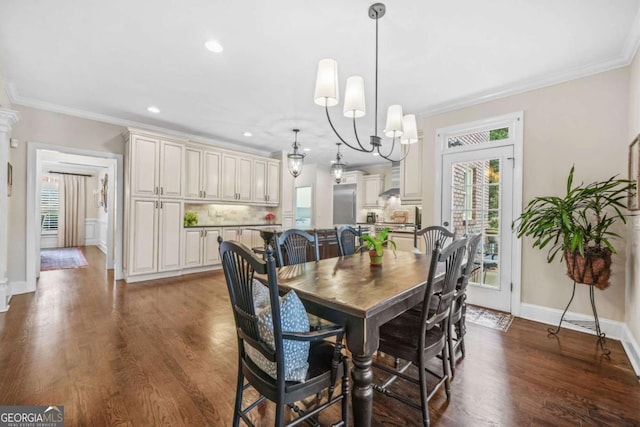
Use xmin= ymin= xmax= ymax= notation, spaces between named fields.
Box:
xmin=564 ymin=248 xmax=612 ymax=290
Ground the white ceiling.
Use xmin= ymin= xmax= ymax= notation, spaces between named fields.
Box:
xmin=1 ymin=0 xmax=639 ymax=167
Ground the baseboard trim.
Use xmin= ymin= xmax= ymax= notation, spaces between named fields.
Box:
xmin=519 ymin=303 xmax=624 ymax=339
xmin=621 ymin=325 xmax=640 ymax=376
xmin=10 ymin=281 xmax=30 ymax=296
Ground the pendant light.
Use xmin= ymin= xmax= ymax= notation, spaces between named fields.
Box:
xmin=313 ymin=3 xmax=419 ymax=162
xmin=287 ymin=129 xmax=305 ymax=178
xmin=330 ymin=143 xmax=346 ymax=184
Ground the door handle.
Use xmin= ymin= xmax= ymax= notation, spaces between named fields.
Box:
xmin=203 ymin=190 xmax=206 ymax=198
xmin=160 ymin=187 xmax=164 ymax=195
xmin=160 ymin=201 xmax=163 ymax=209
xmin=155 ymin=186 xmax=158 ymax=195
xmin=155 ymin=201 xmax=158 ymax=209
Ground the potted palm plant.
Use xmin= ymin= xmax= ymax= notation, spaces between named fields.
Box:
xmin=514 ymin=166 xmax=634 ymax=290
xmin=358 ymin=227 xmax=397 ymax=266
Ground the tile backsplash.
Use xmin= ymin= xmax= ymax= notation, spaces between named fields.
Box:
xmin=184 ymin=204 xmax=278 ymax=226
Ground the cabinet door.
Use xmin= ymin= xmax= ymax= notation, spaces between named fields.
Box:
xmin=237 ymin=157 xmax=253 ymax=202
xmin=390 ymin=234 xmax=414 ymax=252
xmin=129 ymin=199 xmax=158 ymax=275
xmin=202 ymin=150 xmax=221 ymax=200
xmin=238 ymin=229 xmax=254 ymax=248
xmin=159 ymin=140 xmax=184 ymax=198
xmin=253 ymin=159 xmax=268 ymax=203
xmin=253 ymin=160 xmax=268 ymax=203
xmin=223 ymin=228 xmax=238 ymax=243
xmin=221 ymin=155 xmax=238 ymax=201
xmin=184 ymin=148 xmax=202 ymax=199
xmin=158 ymin=200 xmax=182 ymax=271
xmin=184 ymin=229 xmax=203 ymax=267
xmin=364 ymin=178 xmax=380 ymax=207
xmin=400 ymin=142 xmax=422 ymax=202
xmin=131 ymin=136 xmax=159 ymax=197
xmin=203 ymin=229 xmax=221 ymax=265
xmin=267 ymin=161 xmax=280 ymax=205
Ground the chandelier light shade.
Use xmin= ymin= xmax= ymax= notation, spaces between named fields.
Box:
xmin=330 ymin=143 xmax=346 ymax=183
xmin=313 ymin=3 xmax=418 ymax=162
xmin=287 ymin=129 xmax=305 ymax=178
xmin=401 ymin=114 xmax=418 ymax=144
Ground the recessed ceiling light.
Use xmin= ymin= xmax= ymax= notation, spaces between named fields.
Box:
xmin=243 ymin=132 xmax=252 ymax=137
xmin=147 ymin=106 xmax=160 ymax=114
xmin=303 ymin=148 xmax=311 ymax=152
xmin=205 ymin=40 xmax=223 ymax=53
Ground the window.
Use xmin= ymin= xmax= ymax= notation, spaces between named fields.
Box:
xmin=463 ymin=166 xmax=475 ymax=221
xmin=41 ymin=175 xmax=59 ymax=232
xmin=447 ymin=127 xmax=510 ymax=148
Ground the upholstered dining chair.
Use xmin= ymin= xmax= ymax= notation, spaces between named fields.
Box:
xmin=218 ymin=237 xmax=350 ymax=427
xmin=336 ymin=225 xmax=364 ymax=256
xmin=275 ymin=229 xmax=320 ymax=266
xmin=373 ymin=238 xmax=467 ymax=427
xmin=413 ymin=225 xmax=455 ymax=253
xmin=447 ymin=233 xmax=483 ymax=376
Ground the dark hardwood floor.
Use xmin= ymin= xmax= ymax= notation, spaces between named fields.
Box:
xmin=1 ymin=246 xmax=638 ymax=426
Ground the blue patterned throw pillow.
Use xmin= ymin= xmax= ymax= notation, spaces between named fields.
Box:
xmin=245 ymin=281 xmax=310 ymax=382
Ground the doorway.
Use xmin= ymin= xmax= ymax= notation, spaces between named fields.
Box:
xmin=435 ymin=112 xmax=523 ymax=314
xmin=26 ymin=143 xmax=124 ymax=293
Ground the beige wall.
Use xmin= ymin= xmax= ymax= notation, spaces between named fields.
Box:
xmin=8 ymin=106 xmax=125 ymax=282
xmin=421 ymin=67 xmax=630 ymax=321
xmin=627 ymin=51 xmax=640 ymax=343
xmin=85 ymin=174 xmax=99 ymax=219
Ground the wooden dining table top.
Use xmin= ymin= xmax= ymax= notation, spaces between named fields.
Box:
xmin=275 ymin=250 xmax=439 ymax=320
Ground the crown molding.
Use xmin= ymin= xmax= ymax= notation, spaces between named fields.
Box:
xmin=5 ymin=83 xmax=271 ymax=157
xmin=0 ymin=107 xmax=21 ymax=133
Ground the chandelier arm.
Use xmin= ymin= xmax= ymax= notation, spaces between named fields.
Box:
xmin=377 ymin=136 xmax=410 ymax=162
xmin=325 ymin=104 xmax=370 ymax=153
xmin=352 ymin=116 xmax=374 ymax=152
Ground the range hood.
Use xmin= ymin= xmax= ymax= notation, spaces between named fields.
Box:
xmin=378 ymin=162 xmax=400 ymax=198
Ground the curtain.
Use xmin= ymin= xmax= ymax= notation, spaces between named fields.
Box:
xmin=57 ymin=175 xmax=86 ymax=247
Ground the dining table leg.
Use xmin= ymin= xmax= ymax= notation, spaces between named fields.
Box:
xmin=346 ymin=317 xmax=379 ymax=427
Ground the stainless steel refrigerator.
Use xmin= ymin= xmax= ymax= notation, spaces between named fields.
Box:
xmin=333 ymin=184 xmax=357 ymax=225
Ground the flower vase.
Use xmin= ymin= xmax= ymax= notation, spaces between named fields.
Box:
xmin=369 ymin=249 xmax=383 ymax=267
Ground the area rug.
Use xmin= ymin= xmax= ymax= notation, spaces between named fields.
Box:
xmin=466 ymin=304 xmax=514 ymax=332
xmin=40 ymin=247 xmax=89 ymax=271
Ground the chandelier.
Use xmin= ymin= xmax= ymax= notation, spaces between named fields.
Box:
xmin=287 ymin=129 xmax=305 ymax=178
xmin=313 ymin=3 xmax=418 ymax=162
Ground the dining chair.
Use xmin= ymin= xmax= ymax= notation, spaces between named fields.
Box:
xmin=413 ymin=225 xmax=455 ymax=253
xmin=336 ymin=225 xmax=364 ymax=256
xmin=373 ymin=238 xmax=467 ymax=427
xmin=275 ymin=229 xmax=320 ymax=266
xmin=218 ymin=238 xmax=350 ymax=427
xmin=447 ymin=233 xmax=483 ymax=376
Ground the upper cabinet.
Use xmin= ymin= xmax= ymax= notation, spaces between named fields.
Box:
xmin=253 ymin=159 xmax=280 ymax=205
xmin=363 ymin=174 xmax=384 ymax=208
xmin=184 ymin=147 xmax=221 ymax=201
xmin=400 ymin=136 xmax=423 ymax=203
xmin=129 ymin=134 xmax=184 ymax=199
xmin=221 ymin=154 xmax=253 ymax=202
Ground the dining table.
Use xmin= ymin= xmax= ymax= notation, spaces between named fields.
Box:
xmin=276 ymin=250 xmax=445 ymax=427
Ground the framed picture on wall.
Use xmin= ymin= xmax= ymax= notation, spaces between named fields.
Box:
xmin=7 ymin=162 xmax=12 ymax=197
xmin=629 ymin=134 xmax=640 ymax=210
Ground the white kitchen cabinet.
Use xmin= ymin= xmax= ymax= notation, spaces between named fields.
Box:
xmin=400 ymin=136 xmax=422 ymax=203
xmin=129 ymin=134 xmax=184 ymax=199
xmin=223 ymin=228 xmax=254 ymax=248
xmin=363 ymin=174 xmax=384 ymax=208
xmin=253 ymin=160 xmax=280 ymax=205
xmin=390 ymin=232 xmax=415 ymax=252
xmin=184 ymin=228 xmax=221 ymax=267
xmin=128 ymin=198 xmax=182 ymax=275
xmin=222 ymin=154 xmax=253 ymax=202
xmin=184 ymin=147 xmax=221 ymax=200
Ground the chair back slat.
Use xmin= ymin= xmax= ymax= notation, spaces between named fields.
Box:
xmin=421 ymin=239 xmax=467 ymax=333
xmin=219 ymin=238 xmax=283 ymax=367
xmin=276 ymin=229 xmax=320 ymax=266
xmin=415 ymin=225 xmax=455 ymax=253
xmin=459 ymin=233 xmax=483 ymax=293
xmin=336 ymin=225 xmax=363 ymax=256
